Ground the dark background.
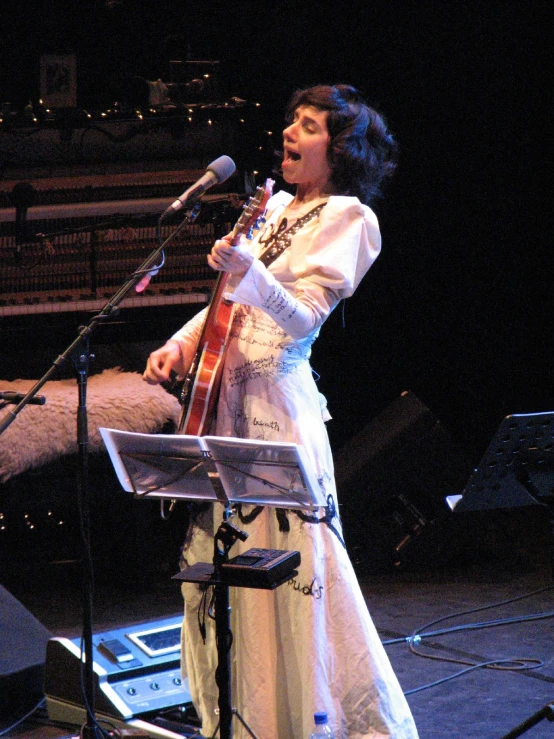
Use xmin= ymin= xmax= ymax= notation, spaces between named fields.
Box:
xmin=1 ymin=0 xmax=551 ymax=462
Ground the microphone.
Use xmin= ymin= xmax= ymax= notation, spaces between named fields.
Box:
xmin=162 ymin=155 xmax=236 ymax=217
xmin=0 ymin=391 xmax=46 ymax=405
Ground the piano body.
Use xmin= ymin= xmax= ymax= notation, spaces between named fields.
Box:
xmin=0 ymin=98 xmax=261 ymax=575
xmin=0 ymin=100 xmax=260 ymax=379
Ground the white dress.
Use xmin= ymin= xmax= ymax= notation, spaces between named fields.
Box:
xmin=171 ymin=191 xmax=419 ymax=739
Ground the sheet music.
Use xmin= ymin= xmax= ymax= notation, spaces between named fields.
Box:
xmin=99 ymin=428 xmax=326 ymax=509
xmin=100 ymin=429 xmax=217 ymax=500
xmin=203 ymin=436 xmax=324 ymax=508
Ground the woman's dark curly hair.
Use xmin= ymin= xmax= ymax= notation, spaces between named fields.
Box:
xmin=285 ymin=84 xmax=398 ymax=206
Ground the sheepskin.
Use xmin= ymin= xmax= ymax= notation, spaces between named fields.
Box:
xmin=0 ymin=368 xmax=181 ymax=482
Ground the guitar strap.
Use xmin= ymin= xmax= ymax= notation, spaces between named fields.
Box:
xmin=258 ymin=202 xmax=327 ymax=267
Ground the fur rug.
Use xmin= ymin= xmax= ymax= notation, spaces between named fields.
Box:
xmin=0 ymin=368 xmax=181 ymax=482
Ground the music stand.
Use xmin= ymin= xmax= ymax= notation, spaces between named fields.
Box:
xmin=447 ymin=412 xmax=554 ymax=739
xmin=449 ymin=411 xmax=554 ymax=511
xmin=100 ymin=428 xmax=326 ymax=739
xmin=448 ymin=411 xmax=554 ymax=573
xmin=448 ymin=411 xmax=554 ymax=739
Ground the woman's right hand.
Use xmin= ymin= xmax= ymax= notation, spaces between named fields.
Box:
xmin=142 ymin=340 xmax=183 ymax=385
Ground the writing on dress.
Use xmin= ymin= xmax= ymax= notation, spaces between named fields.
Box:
xmin=228 ymin=355 xmax=293 ymax=387
xmin=229 ymin=327 xmax=289 ymax=352
xmin=225 ymin=402 xmax=280 ymax=441
xmin=317 ymin=471 xmax=333 ymax=501
xmin=253 ymin=417 xmax=280 ymax=433
xmin=288 ymin=576 xmax=324 ymax=599
xmin=262 ymin=284 xmax=299 ymax=323
xmin=233 ymin=306 xmax=289 ymax=337
xmin=228 ymin=402 xmax=249 ymax=438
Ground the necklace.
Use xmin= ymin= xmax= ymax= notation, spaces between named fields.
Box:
xmin=258 ymin=202 xmax=327 ymax=267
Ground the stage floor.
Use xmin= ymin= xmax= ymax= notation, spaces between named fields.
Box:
xmin=2 ymin=507 xmax=553 ymax=739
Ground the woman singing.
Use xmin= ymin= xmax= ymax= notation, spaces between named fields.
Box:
xmin=143 ymin=84 xmax=418 ymax=739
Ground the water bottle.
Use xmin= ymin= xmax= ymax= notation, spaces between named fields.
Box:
xmin=308 ymin=711 xmax=335 ymax=738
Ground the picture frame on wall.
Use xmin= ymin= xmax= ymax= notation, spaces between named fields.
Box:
xmin=40 ymin=54 xmax=77 ymax=108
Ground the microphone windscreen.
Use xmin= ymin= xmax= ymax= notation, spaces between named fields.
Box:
xmin=208 ymin=155 xmax=236 ymax=183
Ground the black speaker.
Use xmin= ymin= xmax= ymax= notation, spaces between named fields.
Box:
xmin=335 ymin=391 xmax=473 ymax=572
xmin=0 ymin=585 xmax=52 ymax=718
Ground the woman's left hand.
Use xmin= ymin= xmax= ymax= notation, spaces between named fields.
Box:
xmin=207 ymin=235 xmax=254 ymax=277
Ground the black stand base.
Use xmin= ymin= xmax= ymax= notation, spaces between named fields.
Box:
xmin=499 ymin=701 xmax=554 ymax=739
xmin=210 ymin=708 xmax=258 ymax=739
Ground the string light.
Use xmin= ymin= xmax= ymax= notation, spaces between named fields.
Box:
xmin=0 ymin=99 xmax=268 ymax=173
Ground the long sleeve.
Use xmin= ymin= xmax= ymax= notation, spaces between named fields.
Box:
xmin=223 ymin=195 xmax=381 ymax=340
xmin=168 ymin=306 xmax=207 ymax=372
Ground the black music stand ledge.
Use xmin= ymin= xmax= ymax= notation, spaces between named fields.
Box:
xmin=450 ymin=410 xmax=554 ymax=568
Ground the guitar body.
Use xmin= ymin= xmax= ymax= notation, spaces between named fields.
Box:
xmin=178 ymin=179 xmax=274 ymax=436
xmin=177 ymin=274 xmax=235 ymax=436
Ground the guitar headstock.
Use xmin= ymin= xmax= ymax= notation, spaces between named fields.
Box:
xmin=231 ymin=178 xmax=274 ymax=244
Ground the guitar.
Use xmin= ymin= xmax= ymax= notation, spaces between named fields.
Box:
xmin=177 ymin=178 xmax=274 ymax=436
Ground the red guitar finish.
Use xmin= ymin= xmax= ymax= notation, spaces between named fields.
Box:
xmin=178 ymin=179 xmax=274 ymax=436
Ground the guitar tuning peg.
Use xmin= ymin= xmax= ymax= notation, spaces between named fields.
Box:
xmin=246 ymin=226 xmax=255 ymax=239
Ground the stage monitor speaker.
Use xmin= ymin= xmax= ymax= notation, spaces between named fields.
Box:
xmin=0 ymin=584 xmax=52 ymax=719
xmin=44 ymin=614 xmax=192 ymax=728
xmin=335 ymin=390 xmax=473 ymax=572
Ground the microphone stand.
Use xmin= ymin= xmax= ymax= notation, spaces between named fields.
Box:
xmin=0 ymin=202 xmax=201 ymax=738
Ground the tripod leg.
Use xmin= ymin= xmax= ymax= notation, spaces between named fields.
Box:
xmin=232 ymin=709 xmax=258 ymax=738
xmin=209 ymin=709 xmax=259 ymax=739
xmin=499 ymin=702 xmax=554 ymax=739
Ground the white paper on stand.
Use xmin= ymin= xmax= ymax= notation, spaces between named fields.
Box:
xmin=99 ymin=428 xmax=326 ymax=510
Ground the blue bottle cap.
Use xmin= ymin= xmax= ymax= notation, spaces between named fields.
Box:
xmin=314 ymin=711 xmax=328 ymax=724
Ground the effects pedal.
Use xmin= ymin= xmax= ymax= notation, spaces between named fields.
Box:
xmin=220 ymin=547 xmax=300 ymax=588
